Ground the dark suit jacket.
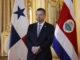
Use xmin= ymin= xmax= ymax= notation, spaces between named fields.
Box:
xmin=26 ymin=22 xmax=54 ymax=60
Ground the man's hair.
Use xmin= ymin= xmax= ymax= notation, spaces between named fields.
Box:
xmin=37 ymin=8 xmax=46 ymax=15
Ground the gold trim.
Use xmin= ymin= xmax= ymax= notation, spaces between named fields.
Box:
xmin=45 ymin=0 xmax=48 ymax=22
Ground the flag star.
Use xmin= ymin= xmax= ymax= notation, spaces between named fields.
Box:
xmin=71 ymin=0 xmax=73 ymax=2
xmin=14 ymin=6 xmax=25 ymax=19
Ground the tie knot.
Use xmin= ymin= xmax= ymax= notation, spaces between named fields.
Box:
xmin=39 ymin=24 xmax=41 ymax=27
xmin=39 ymin=24 xmax=41 ymax=29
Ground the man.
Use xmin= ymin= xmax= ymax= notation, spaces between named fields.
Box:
xmin=26 ymin=8 xmax=54 ymax=60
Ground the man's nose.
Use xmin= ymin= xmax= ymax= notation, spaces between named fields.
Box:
xmin=37 ymin=15 xmax=40 ymax=18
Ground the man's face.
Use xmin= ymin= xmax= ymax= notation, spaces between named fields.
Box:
xmin=36 ymin=11 xmax=46 ymax=23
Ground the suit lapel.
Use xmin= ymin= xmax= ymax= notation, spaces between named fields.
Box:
xmin=33 ymin=23 xmax=37 ymax=41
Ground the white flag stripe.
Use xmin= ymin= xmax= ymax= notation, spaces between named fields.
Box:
xmin=8 ymin=39 xmax=28 ymax=60
xmin=55 ymin=24 xmax=78 ymax=60
xmin=64 ymin=0 xmax=75 ymax=20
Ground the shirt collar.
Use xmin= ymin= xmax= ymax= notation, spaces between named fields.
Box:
xmin=37 ymin=21 xmax=45 ymax=26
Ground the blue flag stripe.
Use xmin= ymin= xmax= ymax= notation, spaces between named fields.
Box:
xmin=9 ymin=25 xmax=21 ymax=48
xmin=52 ymin=36 xmax=71 ymax=60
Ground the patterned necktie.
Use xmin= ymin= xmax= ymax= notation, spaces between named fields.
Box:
xmin=37 ymin=24 xmax=41 ymax=37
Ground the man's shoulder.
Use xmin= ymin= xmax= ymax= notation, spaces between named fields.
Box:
xmin=45 ymin=22 xmax=54 ymax=28
xmin=29 ymin=23 xmax=37 ymax=27
xmin=45 ymin=22 xmax=55 ymax=32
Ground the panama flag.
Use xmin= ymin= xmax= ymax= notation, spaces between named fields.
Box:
xmin=8 ymin=0 xmax=29 ymax=60
xmin=52 ymin=0 xmax=78 ymax=60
